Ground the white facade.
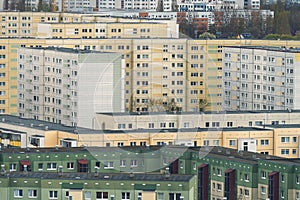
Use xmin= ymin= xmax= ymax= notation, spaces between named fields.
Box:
xmin=222 ymin=46 xmax=300 ymax=111
xmin=18 ymin=47 xmax=125 ymax=128
xmin=95 ymin=110 xmax=300 ymax=130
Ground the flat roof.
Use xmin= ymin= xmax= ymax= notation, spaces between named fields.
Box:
xmin=97 ymin=109 xmax=300 ymax=116
xmin=4 ymin=172 xmax=194 ymax=182
xmin=1 ymin=146 xmax=300 ymax=166
xmin=44 ymin=22 xmax=162 ymax=25
xmin=21 ymin=47 xmax=120 ymax=55
xmin=224 ymin=46 xmax=300 ymax=53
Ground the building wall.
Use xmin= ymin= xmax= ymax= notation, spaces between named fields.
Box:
xmin=0 ymin=38 xmax=300 ymax=115
xmin=95 ymin=111 xmax=300 ymax=130
xmin=17 ymin=48 xmax=124 ymax=128
xmin=223 ymin=46 xmax=300 ymax=111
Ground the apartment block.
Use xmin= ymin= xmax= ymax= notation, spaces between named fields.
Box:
xmin=0 ymin=36 xmax=299 ymax=115
xmin=18 ymin=47 xmax=124 ymax=127
xmin=95 ymin=110 xmax=300 ymax=130
xmin=0 ymin=12 xmax=178 ymax=38
xmin=2 ymin=114 xmax=300 ymax=158
xmin=223 ymin=46 xmax=300 ymax=111
xmin=36 ymin=22 xmax=175 ymax=39
xmin=0 ymin=146 xmax=299 ymax=199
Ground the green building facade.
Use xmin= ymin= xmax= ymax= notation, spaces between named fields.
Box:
xmin=0 ymin=146 xmax=299 ymax=200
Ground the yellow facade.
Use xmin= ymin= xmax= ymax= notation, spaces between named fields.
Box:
xmin=36 ymin=22 xmax=170 ymax=39
xmin=17 ymin=127 xmax=284 ymax=158
xmin=0 ymin=12 xmax=177 ymax=38
xmin=0 ymin=31 xmax=300 ymax=114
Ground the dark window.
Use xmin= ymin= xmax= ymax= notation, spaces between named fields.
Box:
xmin=268 ymin=171 xmax=279 ymax=200
xmin=77 ymin=160 xmax=88 ymax=172
xmin=224 ymin=169 xmax=236 ymax=200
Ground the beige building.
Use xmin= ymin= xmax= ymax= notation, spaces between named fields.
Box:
xmin=0 ymin=12 xmax=179 ymax=38
xmin=0 ymin=38 xmax=299 ymax=115
xmin=1 ymin=114 xmax=300 ymax=159
xmin=36 ymin=22 xmax=175 ymax=39
xmin=95 ymin=110 xmax=300 ymax=130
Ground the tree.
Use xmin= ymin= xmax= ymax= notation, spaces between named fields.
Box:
xmin=198 ymin=99 xmax=208 ymax=112
xmin=289 ymin=4 xmax=300 ymax=35
xmin=199 ymin=32 xmax=216 ymax=39
xmin=275 ymin=11 xmax=290 ymax=34
xmin=156 ymin=0 xmax=163 ymax=12
xmin=179 ymin=18 xmax=196 ymax=38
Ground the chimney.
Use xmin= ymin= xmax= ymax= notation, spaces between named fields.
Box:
xmin=1 ymin=164 xmax=6 ymax=175
xmin=94 ymin=166 xmax=99 ymax=177
xmin=129 ymin=168 xmax=134 ymax=178
xmin=58 ymin=165 xmax=63 ymax=176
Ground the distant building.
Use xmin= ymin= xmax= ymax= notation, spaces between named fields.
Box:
xmin=18 ymin=47 xmax=125 ymax=128
xmin=223 ymin=46 xmax=300 ymax=111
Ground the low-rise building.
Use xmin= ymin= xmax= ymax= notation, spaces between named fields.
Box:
xmin=1 ymin=114 xmax=300 ymax=158
xmin=0 ymin=146 xmax=299 ymax=199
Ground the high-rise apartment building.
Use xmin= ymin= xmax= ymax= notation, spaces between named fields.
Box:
xmin=223 ymin=46 xmax=300 ymax=111
xmin=18 ymin=47 xmax=124 ymax=127
xmin=0 ymin=37 xmax=298 ymax=116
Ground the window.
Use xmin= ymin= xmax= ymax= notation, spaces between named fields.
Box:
xmin=244 ymin=189 xmax=249 ymax=196
xmin=217 ymin=168 xmax=222 ymax=176
xmin=130 ymin=160 xmax=138 ymax=167
xmin=130 ymin=142 xmax=136 ymax=146
xmin=14 ymin=189 xmax=23 ymax=198
xmin=148 ymin=123 xmax=154 ymax=128
xmin=85 ymin=191 xmax=91 ymax=200
xmin=293 ymin=137 xmax=297 ymax=143
xmin=229 ymin=140 xmax=236 ymax=146
xmin=28 ymin=189 xmax=37 ymax=198
xmin=9 ymin=163 xmax=17 ymax=172
xmin=281 ymin=174 xmax=285 ymax=182
xmin=261 ymin=140 xmax=269 ymax=146
xmin=122 ymin=192 xmax=130 ymax=200
xmin=281 ymin=149 xmax=289 ymax=155
xmin=217 ymin=183 xmax=222 ymax=191
xmin=160 ymin=123 xmax=166 ymax=128
xmin=169 ymin=122 xmax=175 ymax=128
xmin=104 ymin=162 xmax=114 ymax=169
xmin=38 ymin=163 xmax=43 ymax=170
xmin=261 ymin=171 xmax=266 ymax=179
xmin=47 ymin=163 xmax=57 ymax=170
xmin=213 ymin=140 xmax=219 ymax=146
xmin=49 ymin=191 xmax=58 ymax=199
xmin=118 ymin=124 xmax=125 ymax=129
xmin=261 ymin=186 xmax=266 ymax=194
xmin=183 ymin=122 xmax=189 ymax=128
xmin=67 ymin=162 xmax=74 ymax=169
xmin=281 ymin=137 xmax=290 ymax=143
xmin=157 ymin=192 xmax=164 ymax=200
xmin=78 ymin=160 xmax=88 ymax=172
xmin=120 ymin=160 xmax=126 ymax=167
xmin=96 ymin=192 xmax=108 ymax=199
xmin=244 ymin=173 xmax=249 ymax=181
xmin=203 ymin=140 xmax=209 ymax=146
